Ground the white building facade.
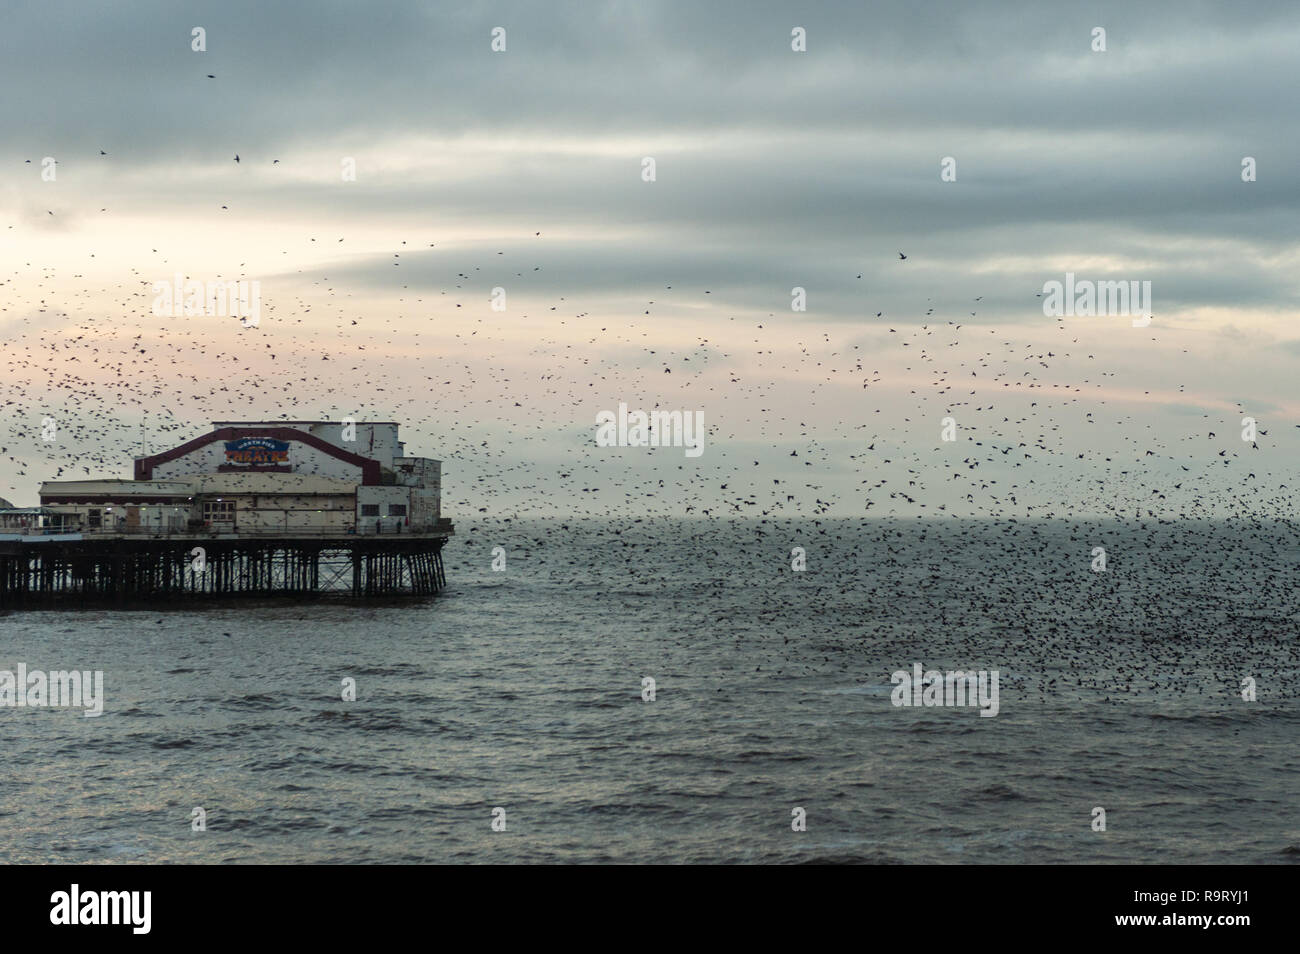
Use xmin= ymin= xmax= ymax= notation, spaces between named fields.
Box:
xmin=37 ymin=421 xmax=445 ymax=535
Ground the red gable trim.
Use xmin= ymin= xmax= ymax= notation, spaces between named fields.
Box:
xmin=134 ymin=427 xmax=383 ymax=484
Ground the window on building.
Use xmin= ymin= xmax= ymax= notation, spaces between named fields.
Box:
xmin=360 ymin=504 xmax=380 ymax=517
xmin=88 ymin=509 xmax=101 ymax=529
xmin=204 ymin=500 xmax=235 ymax=523
xmin=387 ymin=504 xmax=407 ymax=516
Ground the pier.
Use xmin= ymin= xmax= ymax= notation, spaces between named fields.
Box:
xmin=0 ymin=524 xmax=451 ymax=607
xmin=1 ymin=419 xmax=454 ymax=608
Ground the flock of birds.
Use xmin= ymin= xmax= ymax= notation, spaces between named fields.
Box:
xmin=1 ymin=149 xmax=1292 ymax=524
xmin=4 ymin=100 xmax=1289 ymax=517
xmin=4 ymin=132 xmax=1298 ymax=706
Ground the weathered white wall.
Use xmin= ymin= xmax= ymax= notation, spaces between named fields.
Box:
xmin=152 ymin=439 xmax=363 ymax=480
xmin=356 ymin=486 xmax=412 ymax=530
xmin=234 ymin=494 xmax=355 ymax=531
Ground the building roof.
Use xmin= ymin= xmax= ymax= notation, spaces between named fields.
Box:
xmin=40 ymin=479 xmax=193 ymax=497
xmin=40 ymin=474 xmax=358 ymax=499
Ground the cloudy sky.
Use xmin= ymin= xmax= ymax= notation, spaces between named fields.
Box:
xmin=2 ymin=0 xmax=1298 ymax=518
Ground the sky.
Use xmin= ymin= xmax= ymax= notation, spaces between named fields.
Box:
xmin=2 ymin=0 xmax=1298 ymax=519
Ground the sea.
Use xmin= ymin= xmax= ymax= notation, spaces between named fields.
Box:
xmin=1 ymin=518 xmax=1297 ymax=864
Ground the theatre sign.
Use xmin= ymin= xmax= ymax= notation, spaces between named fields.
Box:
xmin=223 ymin=437 xmax=291 ymax=468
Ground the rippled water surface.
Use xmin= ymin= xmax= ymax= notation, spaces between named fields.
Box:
xmin=1 ymin=519 xmax=1297 ymax=863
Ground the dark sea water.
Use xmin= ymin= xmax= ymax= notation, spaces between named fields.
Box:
xmin=1 ymin=518 xmax=1297 ymax=864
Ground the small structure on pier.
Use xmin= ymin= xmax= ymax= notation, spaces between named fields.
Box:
xmin=0 ymin=421 xmax=452 ymax=607
xmin=0 ymin=504 xmax=53 ymax=531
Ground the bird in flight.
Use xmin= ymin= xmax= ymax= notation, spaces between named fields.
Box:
xmin=898 ymin=252 xmax=907 ymax=260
